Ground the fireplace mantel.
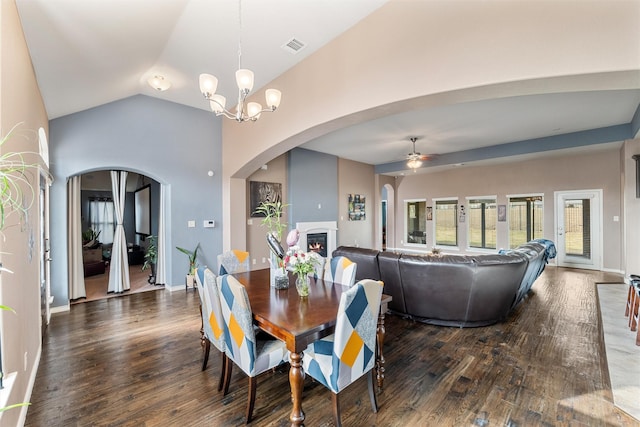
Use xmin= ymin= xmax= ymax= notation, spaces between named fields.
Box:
xmin=296 ymin=221 xmax=338 ymax=258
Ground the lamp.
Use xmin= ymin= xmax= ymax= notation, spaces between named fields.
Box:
xmin=199 ymin=0 xmax=282 ymax=123
xmin=148 ymin=75 xmax=171 ymax=91
xmin=406 ymin=137 xmax=423 ymax=170
xmin=407 ymin=158 xmax=423 ymax=169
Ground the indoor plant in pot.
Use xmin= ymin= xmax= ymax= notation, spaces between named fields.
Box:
xmin=142 ymin=235 xmax=157 ymax=285
xmin=176 ymin=243 xmax=199 ymax=290
xmin=254 ymin=201 xmax=289 ymax=289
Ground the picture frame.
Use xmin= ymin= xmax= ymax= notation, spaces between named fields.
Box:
xmin=498 ymin=204 xmax=506 ymax=222
xmin=348 ymin=194 xmax=366 ymax=221
xmin=250 ymin=181 xmax=282 ymax=217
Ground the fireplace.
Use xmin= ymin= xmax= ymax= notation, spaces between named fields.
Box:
xmin=296 ymin=221 xmax=338 ymax=259
xmin=307 ymin=232 xmax=327 ymax=258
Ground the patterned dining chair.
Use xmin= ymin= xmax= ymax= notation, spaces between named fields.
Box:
xmin=195 ymin=267 xmax=227 ymax=391
xmin=324 ymin=255 xmax=357 ymax=287
xmin=217 ymin=250 xmax=250 ymax=275
xmin=217 ymin=274 xmax=289 ymax=423
xmin=302 ymin=279 xmax=384 ymax=427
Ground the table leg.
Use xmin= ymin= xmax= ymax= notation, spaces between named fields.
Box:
xmin=376 ymin=305 xmax=387 ymax=392
xmin=289 ymin=351 xmax=305 ymax=426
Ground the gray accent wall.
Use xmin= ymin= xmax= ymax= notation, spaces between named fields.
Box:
xmin=287 ymin=148 xmax=339 ymax=227
xmin=49 ymin=95 xmax=222 ymax=307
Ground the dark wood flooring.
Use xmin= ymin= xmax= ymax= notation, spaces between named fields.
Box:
xmin=24 ymin=267 xmax=639 ymax=426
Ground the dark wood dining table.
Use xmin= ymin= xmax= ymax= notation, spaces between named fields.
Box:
xmin=233 ymin=268 xmax=391 ymax=426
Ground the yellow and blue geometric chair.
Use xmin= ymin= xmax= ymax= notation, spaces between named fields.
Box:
xmin=217 ymin=274 xmax=288 ymax=423
xmin=195 ymin=267 xmax=227 ymax=391
xmin=302 ymin=279 xmax=383 ymax=427
xmin=324 ymin=255 xmax=357 ymax=287
xmin=217 ymin=249 xmax=250 ymax=275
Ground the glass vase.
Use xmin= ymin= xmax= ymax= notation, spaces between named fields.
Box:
xmin=295 ymin=274 xmax=310 ymax=297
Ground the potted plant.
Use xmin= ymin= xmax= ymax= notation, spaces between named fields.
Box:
xmin=0 ymin=124 xmax=35 ymax=412
xmin=81 ymin=228 xmax=101 ymax=248
xmin=176 ymin=243 xmax=199 ymax=290
xmin=255 ymin=201 xmax=290 ymax=288
xmin=142 ymin=236 xmax=157 ymax=284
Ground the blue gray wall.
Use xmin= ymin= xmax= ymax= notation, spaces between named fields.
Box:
xmin=49 ymin=95 xmax=222 ymax=307
xmin=287 ymin=148 xmax=339 ymax=228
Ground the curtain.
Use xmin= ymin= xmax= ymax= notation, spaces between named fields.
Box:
xmin=108 ymin=170 xmax=130 ymax=293
xmin=68 ymin=175 xmax=86 ymax=299
xmin=155 ymin=185 xmax=167 ymax=286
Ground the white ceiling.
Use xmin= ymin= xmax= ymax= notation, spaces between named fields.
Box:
xmin=16 ymin=0 xmax=640 ymax=174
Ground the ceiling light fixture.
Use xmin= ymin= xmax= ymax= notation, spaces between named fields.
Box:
xmin=148 ymin=75 xmax=171 ymax=91
xmin=199 ymin=0 xmax=282 ymax=123
xmin=406 ymin=137 xmax=424 ymax=170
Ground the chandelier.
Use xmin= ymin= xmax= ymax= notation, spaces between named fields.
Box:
xmin=199 ymin=0 xmax=282 ymax=122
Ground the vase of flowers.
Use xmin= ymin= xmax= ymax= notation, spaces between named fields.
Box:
xmin=285 ymin=246 xmax=318 ymax=297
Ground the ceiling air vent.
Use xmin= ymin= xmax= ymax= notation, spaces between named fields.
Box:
xmin=281 ymin=38 xmax=306 ymax=54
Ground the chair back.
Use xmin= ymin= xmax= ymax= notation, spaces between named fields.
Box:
xmin=217 ymin=250 xmax=250 ymax=275
xmin=330 ymin=279 xmax=383 ymax=392
xmin=195 ymin=267 xmax=225 ymax=352
xmin=217 ymin=274 xmax=260 ymax=375
xmin=325 ymin=255 xmax=357 ymax=287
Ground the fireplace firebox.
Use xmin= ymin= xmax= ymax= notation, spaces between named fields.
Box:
xmin=307 ymin=232 xmax=328 ymax=258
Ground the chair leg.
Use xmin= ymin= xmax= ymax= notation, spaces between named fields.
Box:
xmin=332 ymin=393 xmax=342 ymax=427
xmin=222 ymin=356 xmax=233 ymax=395
xmin=202 ymin=339 xmax=211 ymax=371
xmin=368 ymin=369 xmax=379 ymax=414
xmin=625 ymin=283 xmax=634 ymax=317
xmin=217 ymin=353 xmax=227 ymax=392
xmin=246 ymin=376 xmax=257 ymax=424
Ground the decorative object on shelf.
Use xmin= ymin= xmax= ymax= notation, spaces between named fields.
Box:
xmin=176 ymin=243 xmax=200 ymax=290
xmin=286 ymin=228 xmax=299 ymax=247
xmin=348 ymin=194 xmax=366 ymax=221
xmin=82 ymin=228 xmax=101 ymax=248
xmin=198 ymin=0 xmax=281 ymax=123
xmin=142 ymin=235 xmax=158 ymax=284
xmin=285 ymin=246 xmax=319 ymax=298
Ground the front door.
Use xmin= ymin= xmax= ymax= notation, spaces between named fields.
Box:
xmin=554 ymin=189 xmax=602 ymax=270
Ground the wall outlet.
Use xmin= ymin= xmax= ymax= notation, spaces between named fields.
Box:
xmin=187 ymin=220 xmax=195 ymax=228
xmin=203 ymin=220 xmax=215 ymax=228
xmin=252 ymin=258 xmax=256 ymax=265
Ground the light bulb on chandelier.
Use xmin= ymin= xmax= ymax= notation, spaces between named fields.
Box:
xmin=199 ymin=0 xmax=281 ymax=123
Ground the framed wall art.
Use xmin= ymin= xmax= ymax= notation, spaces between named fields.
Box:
xmin=250 ymin=181 xmax=282 ymax=217
xmin=348 ymin=194 xmax=366 ymax=221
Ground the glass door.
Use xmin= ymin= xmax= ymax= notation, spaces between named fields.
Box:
xmin=555 ymin=190 xmax=602 ymax=270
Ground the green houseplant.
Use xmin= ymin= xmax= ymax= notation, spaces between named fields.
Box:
xmin=0 ymin=124 xmax=36 ymax=412
xmin=142 ymin=236 xmax=157 ymax=284
xmin=176 ymin=243 xmax=199 ymax=289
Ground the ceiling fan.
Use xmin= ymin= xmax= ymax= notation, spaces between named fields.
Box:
xmin=406 ymin=137 xmax=429 ymax=169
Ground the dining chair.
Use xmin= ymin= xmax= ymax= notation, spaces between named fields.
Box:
xmin=217 ymin=274 xmax=289 ymax=423
xmin=217 ymin=250 xmax=250 ymax=275
xmin=302 ymin=279 xmax=384 ymax=427
xmin=324 ymin=255 xmax=357 ymax=287
xmin=195 ymin=267 xmax=227 ymax=391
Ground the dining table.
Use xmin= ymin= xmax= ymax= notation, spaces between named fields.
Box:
xmin=233 ymin=268 xmax=391 ymax=426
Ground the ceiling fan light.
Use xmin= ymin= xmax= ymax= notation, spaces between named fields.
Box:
xmin=236 ymin=69 xmax=254 ymax=92
xmin=199 ymin=73 xmax=218 ymax=97
xmin=407 ymin=159 xmax=423 ymax=169
xmin=265 ymin=88 xmax=282 ymax=109
xmin=148 ymin=75 xmax=171 ymax=91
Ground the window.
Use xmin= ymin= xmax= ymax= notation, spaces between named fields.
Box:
xmin=405 ymin=200 xmax=426 ymax=245
xmin=508 ymin=195 xmax=543 ymax=248
xmin=89 ymin=198 xmax=115 ymax=244
xmin=434 ymin=199 xmax=457 ymax=246
xmin=468 ymin=197 xmax=496 ymax=249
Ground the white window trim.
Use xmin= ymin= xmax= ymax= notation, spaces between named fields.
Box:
xmin=404 ymin=199 xmax=427 ymax=247
xmin=432 ymin=197 xmax=459 ymax=249
xmin=466 ymin=195 xmax=497 ymax=251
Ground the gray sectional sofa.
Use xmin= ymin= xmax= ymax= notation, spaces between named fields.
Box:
xmin=333 ymin=241 xmax=554 ymax=327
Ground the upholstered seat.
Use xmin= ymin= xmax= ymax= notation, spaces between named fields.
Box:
xmin=217 ymin=250 xmax=250 ymax=275
xmin=324 ymin=255 xmax=357 ymax=287
xmin=217 ymin=274 xmax=288 ymax=423
xmin=302 ymin=279 xmax=383 ymax=427
xmin=195 ymin=267 xmax=227 ymax=391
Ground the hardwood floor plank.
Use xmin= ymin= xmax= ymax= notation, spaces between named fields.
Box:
xmin=24 ymin=267 xmax=639 ymax=427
